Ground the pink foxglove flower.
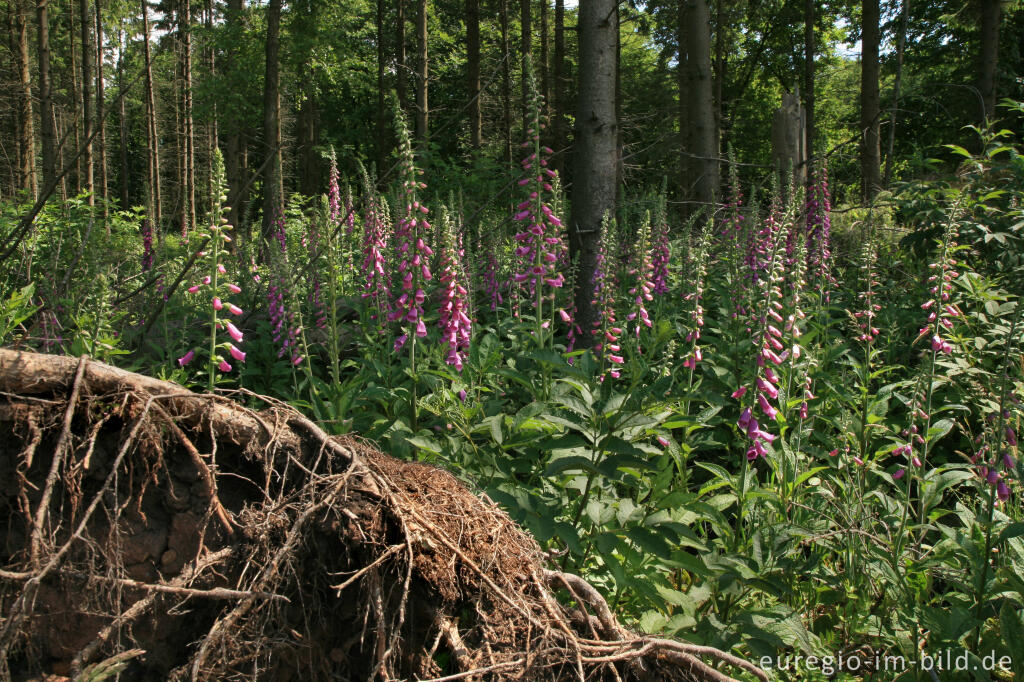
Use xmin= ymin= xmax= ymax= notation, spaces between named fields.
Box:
xmin=229 ymin=344 xmax=246 ymax=363
xmin=226 ymin=322 xmax=243 ymax=343
xmin=178 ymin=350 xmax=195 ymax=367
xmin=218 ymin=360 xmax=232 ymax=372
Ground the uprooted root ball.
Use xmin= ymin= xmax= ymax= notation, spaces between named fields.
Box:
xmin=0 ymin=349 xmax=765 ymax=682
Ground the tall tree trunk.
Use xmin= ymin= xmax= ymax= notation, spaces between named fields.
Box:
xmin=260 ymin=0 xmax=282 ymax=243
xmin=79 ymin=0 xmax=94 ymax=205
xmin=570 ymin=0 xmax=616 ymax=347
xmin=396 ymin=0 xmax=407 ymax=116
xmin=978 ymin=0 xmax=1000 ymax=122
xmin=204 ymin=0 xmax=216 ymax=214
xmin=180 ymin=0 xmax=195 ymax=237
xmin=713 ymin=0 xmax=724 ymax=163
xmin=466 ymin=0 xmax=481 ymax=148
xmin=677 ymin=1 xmax=689 ymax=200
xmin=614 ymin=7 xmax=622 ymax=203
xmin=298 ymin=69 xmax=319 ymax=196
xmin=37 ymin=0 xmax=56 ymax=188
xmin=415 ymin=0 xmax=427 ymax=140
xmin=803 ymin=0 xmax=815 ymax=164
xmin=94 ymin=0 xmax=108 ymax=217
xmin=500 ymin=0 xmax=512 ymax=172
xmin=520 ymin=0 xmax=531 ymax=134
xmin=883 ymin=0 xmax=908 ymax=187
xmin=117 ymin=24 xmax=129 ymax=207
xmin=860 ymin=0 xmax=881 ymax=200
xmin=684 ymin=0 xmax=716 ymax=210
xmin=141 ymin=0 xmax=161 ymax=228
xmin=377 ymin=0 xmax=389 ymax=168
xmin=14 ymin=0 xmax=36 ymax=196
xmin=539 ymin=0 xmax=549 ymax=114
xmin=69 ymin=0 xmax=81 ymax=194
xmin=552 ymin=0 xmax=564 ymax=174
xmin=223 ymin=0 xmax=243 ymax=230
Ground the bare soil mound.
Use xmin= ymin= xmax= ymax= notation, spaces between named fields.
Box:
xmin=0 ymin=349 xmax=764 ymax=682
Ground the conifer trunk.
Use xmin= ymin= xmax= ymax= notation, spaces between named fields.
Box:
xmin=978 ymin=0 xmax=1000 ymax=122
xmin=552 ymin=0 xmax=564 ymax=174
xmin=260 ymin=0 xmax=282 ymax=243
xmin=94 ymin=0 xmax=108 ymax=217
xmin=803 ymin=0 xmax=815 ymax=163
xmin=500 ymin=0 xmax=512 ymax=173
xmin=79 ymin=0 xmax=95 ymax=205
xmin=415 ymin=0 xmax=428 ymax=141
xmin=14 ymin=0 xmax=36 ymax=197
xmin=397 ymin=0 xmax=407 ymax=115
xmin=181 ymin=0 xmax=196 ymax=236
xmin=684 ymin=0 xmax=717 ymax=211
xmin=141 ymin=0 xmax=161 ymax=228
xmin=520 ymin=0 xmax=531 ymax=134
xmin=377 ymin=0 xmax=389 ymax=168
xmin=883 ymin=0 xmax=908 ymax=187
xmin=117 ymin=25 xmax=129 ymax=208
xmin=466 ymin=0 xmax=481 ymax=148
xmin=37 ymin=0 xmax=56 ymax=189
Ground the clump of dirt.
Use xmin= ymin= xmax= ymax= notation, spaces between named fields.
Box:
xmin=0 ymin=349 xmax=764 ymax=682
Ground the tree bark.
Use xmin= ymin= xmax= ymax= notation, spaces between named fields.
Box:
xmin=141 ymin=0 xmax=161 ymax=228
xmin=14 ymin=0 xmax=36 ymax=196
xmin=117 ymin=25 xmax=129 ymax=208
xmin=552 ymin=0 xmax=564 ymax=174
xmin=570 ymin=0 xmax=616 ymax=347
xmin=804 ymin=0 xmax=815 ymax=165
xmin=883 ymin=0 xmax=908 ymax=187
xmin=79 ymin=0 xmax=94 ymax=205
xmin=260 ymin=0 xmax=282 ymax=243
xmin=94 ymin=0 xmax=108 ymax=217
xmin=415 ymin=0 xmax=428 ymax=141
xmin=37 ymin=0 xmax=56 ymax=189
xmin=978 ymin=0 xmax=1000 ymax=122
xmin=180 ymin=0 xmax=196 ymax=237
xmin=714 ymin=0 xmax=725 ymax=164
xmin=539 ymin=0 xmax=549 ymax=115
xmin=500 ymin=0 xmax=512 ymax=172
xmin=520 ymin=0 xmax=531 ymax=134
xmin=860 ymin=0 xmax=881 ymax=200
xmin=396 ymin=0 xmax=407 ymax=115
xmin=677 ymin=1 xmax=689 ymax=200
xmin=466 ymin=0 xmax=481 ymax=148
xmin=298 ymin=69 xmax=319 ymax=196
xmin=223 ymin=0 xmax=243 ymax=230
xmin=684 ymin=0 xmax=716 ymax=210
xmin=377 ymin=0 xmax=389 ymax=168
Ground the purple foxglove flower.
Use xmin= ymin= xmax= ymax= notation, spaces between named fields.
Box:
xmin=188 ymin=285 xmax=201 ymax=294
xmin=227 ymin=283 xmax=242 ymax=294
xmin=893 ymin=469 xmax=905 ymax=480
xmin=213 ymin=297 xmax=223 ymax=310
xmin=731 ymin=386 xmax=748 ymax=399
xmin=1007 ymin=427 xmax=1018 ymax=447
xmin=226 ymin=322 xmax=243 ymax=343
xmin=218 ymin=360 xmax=232 ymax=372
xmin=217 ymin=264 xmax=227 ymax=274
xmin=394 ymin=334 xmax=408 ymax=351
xmin=458 ymin=389 xmax=467 ymax=402
xmin=228 ymin=304 xmax=243 ymax=316
xmin=757 ymin=393 xmax=777 ymax=419
xmin=998 ymin=480 xmax=1011 ymax=501
xmin=229 ymin=344 xmax=246 ymax=362
xmin=657 ymin=436 xmax=670 ymax=448
xmin=178 ymin=350 xmax=195 ymax=367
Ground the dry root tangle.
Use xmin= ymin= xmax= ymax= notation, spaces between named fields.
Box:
xmin=0 ymin=349 xmax=765 ymax=681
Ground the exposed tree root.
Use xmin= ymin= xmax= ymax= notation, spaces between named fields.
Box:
xmin=0 ymin=349 xmax=766 ymax=681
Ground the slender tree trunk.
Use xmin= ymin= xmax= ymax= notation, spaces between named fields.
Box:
xmin=204 ymin=0 xmax=216 ymax=213
xmin=181 ymin=0 xmax=195 ymax=237
xmin=677 ymin=1 xmax=689 ymax=200
xmin=860 ymin=0 xmax=881 ymax=200
xmin=37 ymin=0 xmax=56 ymax=188
xmin=377 ymin=0 xmax=389 ymax=168
xmin=466 ymin=0 xmax=481 ymax=148
xmin=94 ymin=0 xmax=108 ymax=217
xmin=570 ymin=0 xmax=616 ymax=346
xmin=69 ymin=0 xmax=81 ymax=194
xmin=79 ymin=0 xmax=94 ymax=205
xmin=415 ymin=0 xmax=428 ymax=140
xmin=14 ymin=0 xmax=36 ymax=196
xmin=117 ymin=24 xmax=129 ymax=208
xmin=141 ymin=0 xmax=161 ymax=227
xmin=520 ymin=0 xmax=531 ymax=134
xmin=540 ymin=0 xmax=549 ymax=113
xmin=978 ymin=0 xmax=1000 ymax=122
xmin=714 ymin=0 xmax=724 ymax=163
xmin=552 ymin=0 xmax=564 ymax=174
xmin=260 ymin=0 xmax=282 ymax=243
xmin=803 ymin=0 xmax=815 ymax=164
xmin=396 ymin=0 xmax=407 ymax=116
xmin=883 ymin=0 xmax=908 ymax=187
xmin=614 ymin=7 xmax=622 ymax=202
xmin=685 ymin=0 xmax=716 ymax=209
xmin=298 ymin=68 xmax=319 ymax=196
xmin=500 ymin=0 xmax=512 ymax=172
xmin=223 ymin=0 xmax=243 ymax=229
